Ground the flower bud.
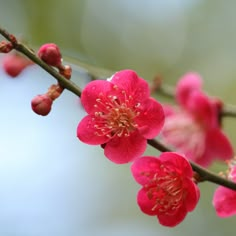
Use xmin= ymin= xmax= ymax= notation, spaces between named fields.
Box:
xmin=38 ymin=43 xmax=62 ymax=67
xmin=31 ymin=94 xmax=53 ymax=116
xmin=0 ymin=41 xmax=13 ymax=53
xmin=2 ymin=53 xmax=33 ymax=77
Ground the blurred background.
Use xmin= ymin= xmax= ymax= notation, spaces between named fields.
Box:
xmin=0 ymin=0 xmax=236 ymax=235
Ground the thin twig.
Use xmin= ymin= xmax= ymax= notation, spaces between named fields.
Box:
xmin=221 ymin=104 xmax=236 ymax=118
xmin=0 ymin=26 xmax=82 ymax=97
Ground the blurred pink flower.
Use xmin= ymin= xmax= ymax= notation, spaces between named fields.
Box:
xmin=77 ymin=70 xmax=164 ymax=164
xmin=161 ymin=73 xmax=233 ymax=167
xmin=213 ymin=162 xmax=236 ymax=217
xmin=2 ymin=53 xmax=33 ymax=77
xmin=131 ymin=152 xmax=200 ymax=227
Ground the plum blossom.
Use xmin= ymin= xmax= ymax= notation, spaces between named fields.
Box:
xmin=161 ymin=73 xmax=233 ymax=167
xmin=131 ymin=152 xmax=200 ymax=227
xmin=213 ymin=160 xmax=236 ymax=217
xmin=77 ymin=70 xmax=164 ymax=164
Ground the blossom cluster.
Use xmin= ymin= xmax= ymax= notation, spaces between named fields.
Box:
xmin=76 ymin=69 xmax=235 ymax=226
xmin=1 ymin=38 xmax=235 ymax=227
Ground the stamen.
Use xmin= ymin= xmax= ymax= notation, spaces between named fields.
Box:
xmin=92 ymin=93 xmax=140 ymax=138
xmin=147 ymin=171 xmax=184 ymax=214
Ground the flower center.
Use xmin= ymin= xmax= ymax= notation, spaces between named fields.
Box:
xmin=92 ymin=89 xmax=140 ymax=138
xmin=162 ymin=111 xmax=206 ymax=160
xmin=146 ymin=167 xmax=184 ymax=214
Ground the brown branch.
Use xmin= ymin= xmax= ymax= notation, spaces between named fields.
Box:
xmin=0 ymin=26 xmax=82 ymax=97
xmin=1 ymin=25 xmax=236 ymax=191
xmin=221 ymin=104 xmax=236 ymax=118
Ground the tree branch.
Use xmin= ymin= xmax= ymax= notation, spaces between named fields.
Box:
xmin=0 ymin=26 xmax=82 ymax=97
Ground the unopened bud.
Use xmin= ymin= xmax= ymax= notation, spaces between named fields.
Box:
xmin=31 ymin=94 xmax=53 ymax=116
xmin=2 ymin=53 xmax=33 ymax=77
xmin=38 ymin=43 xmax=62 ymax=67
xmin=0 ymin=41 xmax=13 ymax=53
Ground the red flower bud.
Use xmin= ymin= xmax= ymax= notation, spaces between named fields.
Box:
xmin=2 ymin=53 xmax=33 ymax=77
xmin=0 ymin=41 xmax=13 ymax=53
xmin=31 ymin=94 xmax=53 ymax=116
xmin=38 ymin=43 xmax=62 ymax=67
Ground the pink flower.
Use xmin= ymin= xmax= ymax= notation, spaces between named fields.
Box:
xmin=161 ymin=73 xmax=233 ymax=167
xmin=77 ymin=70 xmax=164 ymax=164
xmin=131 ymin=152 xmax=200 ymax=227
xmin=213 ymin=162 xmax=236 ymax=217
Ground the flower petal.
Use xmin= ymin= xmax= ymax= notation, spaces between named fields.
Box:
xmin=159 ymin=152 xmax=193 ymax=178
xmin=131 ymin=156 xmax=161 ymax=185
xmin=157 ymin=205 xmax=188 ymax=227
xmin=77 ymin=115 xmax=110 ymax=145
xmin=136 ymin=98 xmax=165 ymax=139
xmin=111 ymin=70 xmax=150 ymax=102
xmin=81 ymin=80 xmax=113 ymax=114
xmin=184 ymin=178 xmax=200 ymax=211
xmin=104 ymin=131 xmax=147 ymax=164
xmin=137 ymin=188 xmax=159 ymax=216
xmin=205 ymin=128 xmax=233 ymax=161
xmin=213 ymin=186 xmax=236 ymax=217
xmin=186 ymin=91 xmax=217 ymax=126
xmin=162 ymin=104 xmax=176 ymax=117
xmin=176 ymin=72 xmax=202 ymax=107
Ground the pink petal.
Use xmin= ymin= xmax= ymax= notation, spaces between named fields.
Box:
xmin=194 ymin=150 xmax=214 ymax=167
xmin=186 ymin=91 xmax=217 ymax=126
xmin=111 ymin=70 xmax=150 ymax=102
xmin=176 ymin=72 xmax=202 ymax=107
xmin=136 ymin=98 xmax=165 ymax=139
xmin=205 ymin=129 xmax=233 ymax=161
xmin=159 ymin=152 xmax=193 ymax=178
xmin=137 ymin=188 xmax=159 ymax=216
xmin=104 ymin=131 xmax=147 ymax=164
xmin=230 ymin=166 xmax=236 ymax=181
xmin=157 ymin=205 xmax=188 ymax=227
xmin=183 ymin=179 xmax=200 ymax=211
xmin=162 ymin=104 xmax=176 ymax=117
xmin=131 ymin=156 xmax=161 ymax=185
xmin=198 ymin=128 xmax=233 ymax=166
xmin=213 ymin=186 xmax=236 ymax=217
xmin=81 ymin=80 xmax=113 ymax=114
xmin=77 ymin=115 xmax=110 ymax=145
